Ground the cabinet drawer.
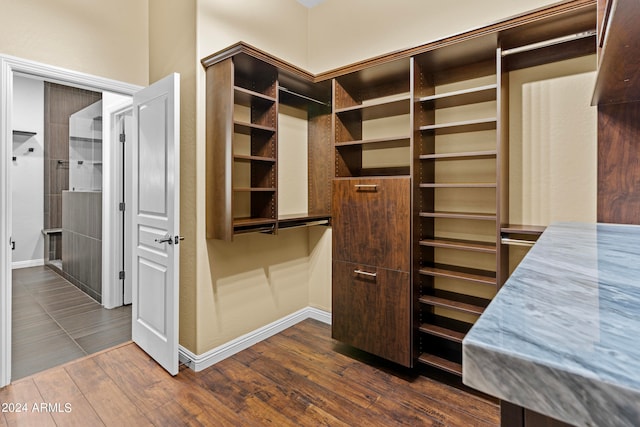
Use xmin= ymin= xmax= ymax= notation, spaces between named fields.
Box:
xmin=332 ymin=260 xmax=411 ymax=367
xmin=332 ymin=177 xmax=410 ymax=271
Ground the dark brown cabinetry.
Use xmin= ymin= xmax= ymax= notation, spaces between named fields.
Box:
xmin=331 ymin=177 xmax=411 ymax=367
xmin=332 ymin=261 xmax=411 ymax=366
xmin=203 ymin=0 xmax=600 ymax=380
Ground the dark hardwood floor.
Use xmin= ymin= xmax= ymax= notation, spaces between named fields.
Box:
xmin=0 ymin=319 xmax=499 ymax=426
xmin=12 ymin=266 xmax=132 ymax=380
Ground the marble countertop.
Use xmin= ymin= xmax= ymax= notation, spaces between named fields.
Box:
xmin=463 ymin=222 xmax=640 ymax=427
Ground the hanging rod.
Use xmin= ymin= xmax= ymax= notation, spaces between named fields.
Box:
xmin=501 ymin=30 xmax=596 ymax=57
xmin=279 ymin=86 xmax=329 ymax=106
xmin=501 ymin=237 xmax=536 ymax=247
xmin=279 ymin=219 xmax=330 ymax=230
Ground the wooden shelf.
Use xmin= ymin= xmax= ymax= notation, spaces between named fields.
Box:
xmin=418 ymin=353 xmax=462 ymax=377
xmin=233 ymin=154 xmax=276 ymax=163
xmin=233 ymin=187 xmax=276 ymax=192
xmin=419 ymin=290 xmax=490 ymax=315
xmin=418 ymin=84 xmax=496 ymax=109
xmin=419 ymin=183 xmax=496 ymax=188
xmin=419 ymin=118 xmax=497 ymax=135
xmin=592 ymin=0 xmax=640 ymax=105
xmin=334 ymin=135 xmax=411 ymax=147
xmin=419 ymin=264 xmax=497 ymax=286
xmin=501 ymin=224 xmax=546 ymax=236
xmin=234 ymin=86 xmax=276 ymax=107
xmin=419 ymin=237 xmax=496 ymax=253
xmin=233 ymin=121 xmax=276 ymax=135
xmin=419 ymin=317 xmax=471 ymax=344
xmin=419 ymin=150 xmax=497 ymax=161
xmin=233 ymin=217 xmax=276 ymax=227
xmin=335 ymin=96 xmax=410 ymax=120
xmin=420 ymin=211 xmax=497 ymax=221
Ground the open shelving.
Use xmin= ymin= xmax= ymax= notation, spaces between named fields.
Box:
xmin=204 ymin=46 xmax=332 ymax=241
xmin=413 ymin=50 xmax=501 ymax=376
xmin=333 ymin=58 xmax=412 ymax=177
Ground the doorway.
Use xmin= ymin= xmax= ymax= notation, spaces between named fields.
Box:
xmin=9 ymin=77 xmax=133 ymax=380
xmin=0 ymin=55 xmax=143 ymax=386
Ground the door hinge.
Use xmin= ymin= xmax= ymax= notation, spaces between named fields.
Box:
xmin=119 ymin=133 xmax=126 ymax=143
xmin=10 ymin=238 xmax=15 ymax=251
xmin=119 ymin=271 xmax=126 ymax=280
xmin=119 ymin=202 xmax=126 ymax=212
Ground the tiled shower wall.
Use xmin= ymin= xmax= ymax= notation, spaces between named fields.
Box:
xmin=43 ymin=83 xmax=101 ymax=298
xmin=62 ymin=191 xmax=102 ymax=302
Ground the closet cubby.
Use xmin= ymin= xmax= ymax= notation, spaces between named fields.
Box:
xmin=333 ymin=58 xmax=412 ymax=177
xmin=203 ymin=45 xmax=332 ymax=241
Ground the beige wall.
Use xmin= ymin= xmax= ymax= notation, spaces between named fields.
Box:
xmin=194 ymin=0 xmax=320 ymax=354
xmin=149 ymin=0 xmax=199 ymax=352
xmin=0 ymin=0 xmax=149 ymax=86
xmin=307 ymin=0 xmax=561 ymax=72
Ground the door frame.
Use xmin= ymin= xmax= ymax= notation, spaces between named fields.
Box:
xmin=0 ymin=54 xmax=142 ymax=387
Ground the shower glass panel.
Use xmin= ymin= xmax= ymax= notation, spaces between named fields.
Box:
xmin=69 ymin=101 xmax=102 ymax=191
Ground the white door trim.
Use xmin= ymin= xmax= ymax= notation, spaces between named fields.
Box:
xmin=102 ymin=100 xmax=133 ymax=309
xmin=0 ymin=54 xmax=142 ymax=387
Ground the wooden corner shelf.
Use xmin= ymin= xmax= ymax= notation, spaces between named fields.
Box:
xmin=234 ymin=86 xmax=276 ymax=107
xmin=233 ymin=154 xmax=277 ymax=163
xmin=334 ymin=135 xmax=411 ymax=147
xmin=233 ymin=121 xmax=276 ymax=135
xmin=335 ymin=96 xmax=410 ymax=120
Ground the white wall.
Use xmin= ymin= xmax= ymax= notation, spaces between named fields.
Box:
xmin=11 ymin=75 xmax=45 ymax=268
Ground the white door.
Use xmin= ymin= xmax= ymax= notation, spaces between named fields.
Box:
xmin=130 ymin=73 xmax=180 ymax=375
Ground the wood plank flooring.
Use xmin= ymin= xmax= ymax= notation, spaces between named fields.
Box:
xmin=0 ymin=319 xmax=499 ymax=426
xmin=12 ymin=266 xmax=132 ymax=380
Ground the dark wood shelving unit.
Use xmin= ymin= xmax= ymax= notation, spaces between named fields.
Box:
xmin=202 ymin=0 xmax=600 ymax=384
xmin=204 ymin=48 xmax=332 ymax=241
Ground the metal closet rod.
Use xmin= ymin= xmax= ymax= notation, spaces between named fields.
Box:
xmin=501 ymin=29 xmax=596 ymax=57
xmin=278 ymin=86 xmax=329 ymax=106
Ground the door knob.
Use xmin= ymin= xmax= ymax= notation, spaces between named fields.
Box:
xmin=155 ymin=234 xmax=173 ymax=244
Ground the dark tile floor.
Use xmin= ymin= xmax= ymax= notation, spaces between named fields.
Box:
xmin=11 ymin=266 xmax=131 ymax=380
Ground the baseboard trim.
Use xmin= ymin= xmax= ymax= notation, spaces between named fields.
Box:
xmin=12 ymin=259 xmax=44 ymax=269
xmin=179 ymin=307 xmax=331 ymax=372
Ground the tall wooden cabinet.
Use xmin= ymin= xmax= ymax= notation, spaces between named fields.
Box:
xmin=203 ymin=0 xmax=599 ymax=378
xmin=332 ymin=178 xmax=411 ymax=366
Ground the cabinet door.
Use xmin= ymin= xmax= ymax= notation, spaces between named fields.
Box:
xmin=332 ymin=260 xmax=411 ymax=367
xmin=332 ymin=177 xmax=410 ymax=271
